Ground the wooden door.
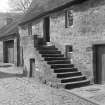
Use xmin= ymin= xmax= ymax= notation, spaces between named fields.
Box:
xmin=8 ymin=47 xmax=14 ymax=63
xmin=30 ymin=59 xmax=35 ymax=77
xmin=7 ymin=40 xmax=14 ymax=63
xmin=3 ymin=40 xmax=14 ymax=63
xmin=43 ymin=17 xmax=50 ymax=42
xmin=94 ymin=45 xmax=105 ymax=84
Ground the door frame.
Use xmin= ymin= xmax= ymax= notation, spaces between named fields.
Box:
xmin=43 ymin=16 xmax=50 ymax=42
xmin=93 ymin=44 xmax=105 ymax=84
xmin=17 ymin=36 xmax=21 ymax=66
xmin=30 ymin=58 xmax=35 ymax=77
xmin=3 ymin=40 xmax=14 ymax=63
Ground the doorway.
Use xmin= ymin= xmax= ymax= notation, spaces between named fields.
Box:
xmin=43 ymin=17 xmax=50 ymax=42
xmin=4 ymin=40 xmax=14 ymax=63
xmin=30 ymin=58 xmax=35 ymax=77
xmin=93 ymin=44 xmax=105 ymax=84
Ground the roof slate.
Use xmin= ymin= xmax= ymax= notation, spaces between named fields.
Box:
xmin=0 ymin=13 xmax=23 ymax=39
xmin=0 ymin=21 xmax=19 ymax=39
xmin=20 ymin=0 xmax=79 ymax=25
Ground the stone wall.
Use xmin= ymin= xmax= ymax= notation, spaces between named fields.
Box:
xmin=32 ymin=20 xmax=43 ymax=37
xmin=20 ymin=35 xmax=35 ymax=76
xmin=19 ymin=20 xmax=43 ymax=37
xmin=50 ymin=0 xmax=105 ymax=82
xmin=19 ymin=26 xmax=28 ymax=37
xmin=20 ymin=35 xmax=54 ymax=81
xmin=19 ymin=19 xmax=44 ymax=77
xmin=19 ymin=0 xmax=105 ymax=82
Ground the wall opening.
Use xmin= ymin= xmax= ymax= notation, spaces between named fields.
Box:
xmin=3 ymin=40 xmax=14 ymax=64
xmin=93 ymin=44 xmax=105 ymax=84
xmin=65 ymin=10 xmax=73 ymax=28
xmin=30 ymin=58 xmax=35 ymax=77
xmin=43 ymin=17 xmax=50 ymax=42
xmin=65 ymin=45 xmax=73 ymax=62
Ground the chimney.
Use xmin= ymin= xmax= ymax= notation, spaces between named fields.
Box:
xmin=6 ymin=18 xmax=13 ymax=25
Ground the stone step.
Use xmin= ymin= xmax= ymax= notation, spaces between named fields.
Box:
xmin=42 ymin=54 xmax=64 ymax=57
xmin=60 ymin=75 xmax=86 ymax=83
xmin=44 ymin=57 xmax=67 ymax=61
xmin=57 ymin=71 xmax=82 ymax=78
xmin=36 ymin=44 xmax=90 ymax=89
xmin=39 ymin=50 xmax=61 ymax=54
xmin=39 ymin=45 xmax=56 ymax=48
xmin=54 ymin=68 xmax=78 ymax=73
xmin=48 ymin=60 xmax=70 ymax=64
xmin=51 ymin=64 xmax=74 ymax=69
xmin=37 ymin=46 xmax=57 ymax=50
xmin=64 ymin=80 xmax=90 ymax=89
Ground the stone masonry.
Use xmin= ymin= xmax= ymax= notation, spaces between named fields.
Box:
xmin=19 ymin=0 xmax=105 ymax=83
xmin=50 ymin=0 xmax=105 ymax=82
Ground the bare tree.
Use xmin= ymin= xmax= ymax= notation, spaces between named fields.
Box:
xmin=8 ymin=0 xmax=32 ymax=13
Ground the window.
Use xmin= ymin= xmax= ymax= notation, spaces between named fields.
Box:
xmin=28 ymin=23 xmax=32 ymax=35
xmin=65 ymin=45 xmax=73 ymax=58
xmin=65 ymin=10 xmax=73 ymax=28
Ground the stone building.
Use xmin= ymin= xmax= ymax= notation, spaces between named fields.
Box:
xmin=0 ymin=12 xmax=22 ymax=66
xmin=0 ymin=12 xmax=22 ymax=29
xmin=19 ymin=0 xmax=105 ymax=89
xmin=0 ymin=20 xmax=22 ymax=66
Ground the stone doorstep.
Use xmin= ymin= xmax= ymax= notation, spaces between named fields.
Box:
xmin=46 ymin=42 xmax=53 ymax=46
xmin=0 ymin=63 xmax=14 ymax=67
xmin=54 ymin=75 xmax=87 ymax=83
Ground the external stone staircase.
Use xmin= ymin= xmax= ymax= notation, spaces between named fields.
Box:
xmin=36 ymin=45 xmax=90 ymax=89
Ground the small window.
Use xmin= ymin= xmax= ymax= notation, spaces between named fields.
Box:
xmin=65 ymin=45 xmax=73 ymax=58
xmin=28 ymin=23 xmax=32 ymax=35
xmin=65 ymin=10 xmax=73 ymax=28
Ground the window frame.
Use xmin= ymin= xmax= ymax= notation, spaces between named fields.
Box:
xmin=65 ymin=10 xmax=73 ymax=28
xmin=65 ymin=45 xmax=73 ymax=58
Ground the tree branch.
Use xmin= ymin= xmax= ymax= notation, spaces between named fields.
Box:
xmin=9 ymin=0 xmax=32 ymax=13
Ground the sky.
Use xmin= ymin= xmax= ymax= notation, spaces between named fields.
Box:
xmin=0 ymin=0 xmax=10 ymax=12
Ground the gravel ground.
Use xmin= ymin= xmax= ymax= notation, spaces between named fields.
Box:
xmin=0 ymin=64 xmax=103 ymax=105
xmin=0 ymin=65 xmax=61 ymax=105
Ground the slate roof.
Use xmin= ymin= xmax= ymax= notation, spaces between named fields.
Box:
xmin=20 ymin=0 xmax=87 ymax=25
xmin=0 ymin=21 xmax=19 ymax=39
xmin=0 ymin=13 xmax=23 ymax=39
